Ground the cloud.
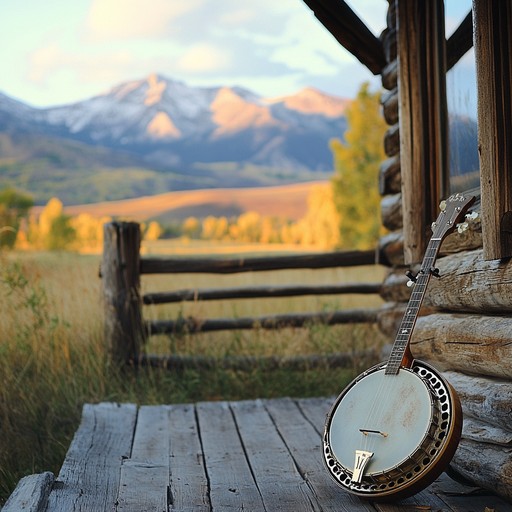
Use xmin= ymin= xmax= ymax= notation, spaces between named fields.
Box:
xmin=20 ymin=0 xmax=386 ymax=107
xmin=28 ymin=42 xmax=137 ymax=87
xmin=28 ymin=43 xmax=62 ymax=83
xmin=176 ymin=43 xmax=231 ymax=73
xmin=86 ymin=0 xmax=203 ymax=40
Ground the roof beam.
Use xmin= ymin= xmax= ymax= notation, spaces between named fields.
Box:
xmin=302 ymin=0 xmax=386 ymax=74
xmin=446 ymin=10 xmax=473 ymax=71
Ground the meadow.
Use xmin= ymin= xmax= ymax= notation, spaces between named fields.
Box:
xmin=0 ymin=243 xmax=387 ymax=503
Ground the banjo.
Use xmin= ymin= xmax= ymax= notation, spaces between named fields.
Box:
xmin=323 ymin=192 xmax=475 ymax=501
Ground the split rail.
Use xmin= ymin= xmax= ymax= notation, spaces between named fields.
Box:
xmin=101 ymin=221 xmax=383 ymax=368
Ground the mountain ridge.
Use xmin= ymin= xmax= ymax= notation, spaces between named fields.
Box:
xmin=0 ymin=74 xmax=349 ymax=204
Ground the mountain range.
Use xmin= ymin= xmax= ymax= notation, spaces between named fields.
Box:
xmin=0 ymin=74 xmax=350 ymax=205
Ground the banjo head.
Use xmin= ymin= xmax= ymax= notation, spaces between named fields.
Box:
xmin=323 ymin=360 xmax=462 ymax=501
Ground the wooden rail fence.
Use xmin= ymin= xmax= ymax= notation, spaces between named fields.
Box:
xmin=101 ymin=221 xmax=383 ymax=367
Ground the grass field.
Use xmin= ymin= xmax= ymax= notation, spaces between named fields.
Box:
xmin=0 ymin=244 xmax=387 ymax=504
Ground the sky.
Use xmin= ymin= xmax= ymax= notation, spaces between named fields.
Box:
xmin=1 ymin=0 xmax=473 ymax=109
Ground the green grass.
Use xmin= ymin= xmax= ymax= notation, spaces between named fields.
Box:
xmin=0 ymin=249 xmax=387 ymax=504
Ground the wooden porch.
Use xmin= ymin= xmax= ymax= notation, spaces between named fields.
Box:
xmin=5 ymin=397 xmax=511 ymax=512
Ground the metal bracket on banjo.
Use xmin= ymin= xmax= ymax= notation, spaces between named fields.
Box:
xmin=352 ymin=450 xmax=373 ymax=483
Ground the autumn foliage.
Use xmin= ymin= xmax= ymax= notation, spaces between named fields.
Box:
xmin=331 ymin=82 xmax=387 ymax=249
xmin=2 ymin=83 xmax=386 ymax=252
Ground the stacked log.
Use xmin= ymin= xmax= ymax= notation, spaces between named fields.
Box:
xmin=378 ymin=1 xmax=403 ymax=269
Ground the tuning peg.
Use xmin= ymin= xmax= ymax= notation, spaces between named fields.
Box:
xmin=430 ymin=267 xmax=440 ymax=278
xmin=457 ymin=221 xmax=469 ymax=233
xmin=439 ymin=200 xmax=447 ymax=212
xmin=466 ymin=211 xmax=479 ymax=221
xmin=405 ymin=270 xmax=417 ymax=287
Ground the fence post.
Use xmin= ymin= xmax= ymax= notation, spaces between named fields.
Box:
xmin=102 ymin=221 xmax=145 ymax=364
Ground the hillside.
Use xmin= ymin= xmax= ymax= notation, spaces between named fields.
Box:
xmin=56 ymin=181 xmax=330 ymax=222
xmin=0 ymin=75 xmax=348 ymax=205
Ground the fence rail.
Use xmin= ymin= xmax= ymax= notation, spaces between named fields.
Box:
xmin=101 ymin=221 xmax=383 ymax=366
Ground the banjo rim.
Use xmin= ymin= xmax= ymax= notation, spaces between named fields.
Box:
xmin=323 ymin=359 xmax=463 ymax=501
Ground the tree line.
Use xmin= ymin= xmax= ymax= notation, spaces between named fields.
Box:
xmin=0 ymin=83 xmax=386 ymax=253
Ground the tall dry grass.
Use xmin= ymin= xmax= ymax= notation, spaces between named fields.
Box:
xmin=0 ymin=247 xmax=387 ymax=503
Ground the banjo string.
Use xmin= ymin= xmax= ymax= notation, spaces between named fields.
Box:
xmin=360 ymin=371 xmax=396 ymax=453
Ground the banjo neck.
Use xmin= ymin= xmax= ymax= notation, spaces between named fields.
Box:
xmin=385 ymin=193 xmax=475 ymax=376
xmin=385 ymin=237 xmax=441 ymax=375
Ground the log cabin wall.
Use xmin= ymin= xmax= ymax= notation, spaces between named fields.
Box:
xmin=303 ymin=0 xmax=512 ymax=499
xmin=377 ymin=0 xmax=512 ymax=500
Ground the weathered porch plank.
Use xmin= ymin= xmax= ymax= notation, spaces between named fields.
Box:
xmin=196 ymin=401 xmax=266 ymax=510
xmin=116 ymin=405 xmax=171 ymax=511
xmin=45 ymin=402 xmax=137 ymax=511
xmin=2 ymin=472 xmax=54 ymax=512
xmin=264 ymin=397 xmax=375 ymax=512
xmin=431 ymin=473 xmax=512 ymax=512
xmin=296 ymin=396 xmax=334 ymax=433
xmin=168 ymin=403 xmax=210 ymax=511
xmin=231 ymin=399 xmax=320 ymax=511
xmin=9 ymin=399 xmax=512 ymax=511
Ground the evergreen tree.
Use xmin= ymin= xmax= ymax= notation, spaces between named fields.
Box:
xmin=331 ymin=82 xmax=387 ymax=249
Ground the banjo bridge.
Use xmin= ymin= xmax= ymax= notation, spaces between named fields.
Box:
xmin=352 ymin=450 xmax=374 ymax=483
xmin=359 ymin=428 xmax=388 ymax=437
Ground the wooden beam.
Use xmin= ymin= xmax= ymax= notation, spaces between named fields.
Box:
xmin=140 ymin=249 xmax=377 ymax=274
xmin=473 ymin=0 xmax=512 ymax=259
xmin=446 ymin=11 xmax=473 ymax=71
xmin=137 ymin=351 xmax=377 ymax=371
xmin=102 ymin=222 xmax=146 ymax=364
xmin=411 ymin=312 xmax=512 ymax=379
xmin=147 ymin=308 xmax=380 ymax=335
xmin=302 ymin=0 xmax=386 ymax=74
xmin=446 ymin=371 xmax=512 ymax=433
xmin=423 ymin=249 xmax=512 ymax=313
xmin=143 ymin=282 xmax=381 ymax=304
xmin=453 ymin=439 xmax=512 ymax=502
xmin=2 ymin=472 xmax=54 ymax=512
xmin=397 ymin=0 xmax=449 ymax=264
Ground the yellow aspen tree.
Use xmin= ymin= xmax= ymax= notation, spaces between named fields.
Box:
xmin=182 ymin=216 xmax=200 ymax=238
xmin=331 ymin=82 xmax=387 ymax=250
xmin=38 ymin=197 xmax=64 ymax=239
xmin=145 ymin=221 xmax=163 ymax=241
xmin=301 ymin=184 xmax=341 ymax=248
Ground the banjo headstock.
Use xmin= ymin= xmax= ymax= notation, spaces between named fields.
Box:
xmin=430 ymin=192 xmax=476 ymax=242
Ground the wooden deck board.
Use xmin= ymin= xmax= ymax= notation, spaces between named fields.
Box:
xmin=168 ymin=403 xmax=210 ymax=511
xmin=10 ymin=398 xmax=512 ymax=512
xmin=231 ymin=399 xmax=320 ymax=511
xmin=46 ymin=402 xmax=137 ymax=511
xmin=117 ymin=405 xmax=170 ymax=511
xmin=196 ymin=401 xmax=265 ymax=510
xmin=265 ymin=397 xmax=376 ymax=512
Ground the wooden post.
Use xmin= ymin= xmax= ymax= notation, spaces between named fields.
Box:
xmin=102 ymin=221 xmax=145 ymax=364
xmin=473 ymin=0 xmax=512 ymax=259
xmin=397 ymin=0 xmax=448 ymax=264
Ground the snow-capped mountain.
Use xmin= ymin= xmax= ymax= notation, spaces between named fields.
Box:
xmin=25 ymin=74 xmax=348 ymax=169
xmin=35 ymin=74 xmax=347 ymax=141
xmin=0 ymin=74 xmax=350 ymax=203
